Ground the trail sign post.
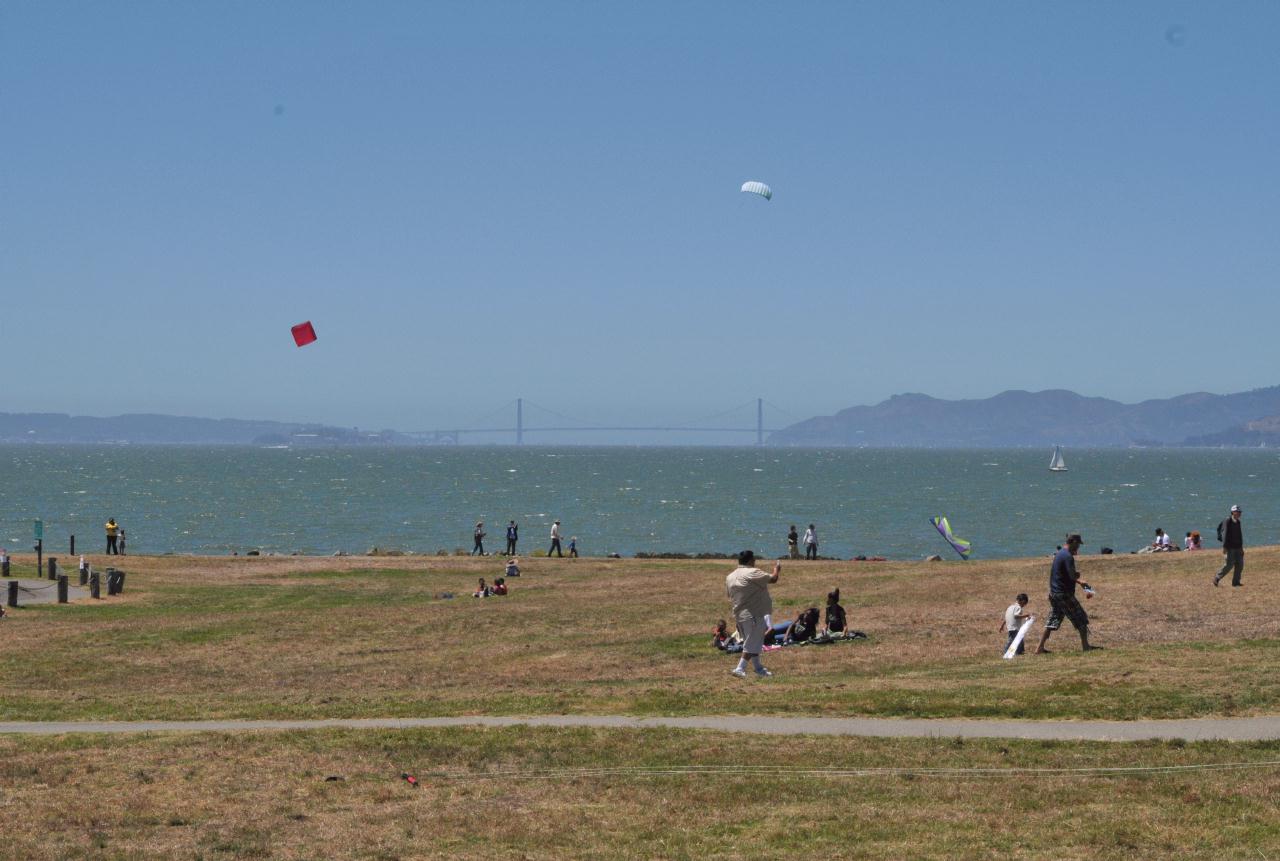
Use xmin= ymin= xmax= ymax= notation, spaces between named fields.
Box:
xmin=34 ymin=519 xmax=43 ymax=541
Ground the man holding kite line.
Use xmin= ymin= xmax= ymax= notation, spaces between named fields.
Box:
xmin=1035 ymin=534 xmax=1097 ymax=654
xmin=725 ymin=551 xmax=781 ymax=678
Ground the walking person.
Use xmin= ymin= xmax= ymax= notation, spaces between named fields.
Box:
xmin=505 ymin=521 xmax=518 ymax=556
xmin=1213 ymin=505 xmax=1245 ymax=587
xmin=725 ymin=550 xmax=781 ymax=678
xmin=472 ymin=521 xmax=486 ymax=556
xmin=105 ymin=518 xmax=119 ymax=555
xmin=1035 ymin=534 xmax=1097 ymax=654
xmin=803 ymin=524 xmax=818 ymax=560
xmin=787 ymin=525 xmax=799 ymax=560
xmin=548 ymin=520 xmax=563 ymax=557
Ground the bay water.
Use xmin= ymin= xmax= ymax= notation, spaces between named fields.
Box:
xmin=2 ymin=445 xmax=1276 ymax=560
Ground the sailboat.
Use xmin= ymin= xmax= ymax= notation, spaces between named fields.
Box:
xmin=1049 ymin=445 xmax=1068 ymax=472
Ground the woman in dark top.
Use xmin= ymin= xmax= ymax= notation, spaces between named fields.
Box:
xmin=824 ymin=589 xmax=847 ymax=635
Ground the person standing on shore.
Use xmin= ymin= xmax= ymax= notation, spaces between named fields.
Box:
xmin=472 ymin=521 xmax=486 ymax=556
xmin=505 ymin=521 xmax=519 ymax=556
xmin=548 ymin=520 xmax=563 ymax=557
xmin=725 ymin=550 xmax=780 ymax=678
xmin=1035 ymin=534 xmax=1096 ymax=654
xmin=1213 ymin=505 xmax=1245 ymax=587
xmin=803 ymin=524 xmax=818 ymax=560
xmin=118 ymin=527 xmax=127 ymax=556
xmin=787 ymin=525 xmax=799 ymax=559
xmin=105 ymin=518 xmax=119 ymax=555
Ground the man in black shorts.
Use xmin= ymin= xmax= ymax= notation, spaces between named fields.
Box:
xmin=1035 ymin=533 xmax=1097 ymax=654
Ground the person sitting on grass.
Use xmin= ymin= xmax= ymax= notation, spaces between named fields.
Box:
xmin=1186 ymin=531 xmax=1202 ymax=551
xmin=505 ymin=558 xmax=521 ymax=578
xmin=473 ymin=578 xmax=491 ymax=598
xmin=823 ymin=589 xmax=847 ymax=637
xmin=711 ymin=619 xmax=738 ymax=650
xmin=491 ymin=577 xmax=508 ymax=596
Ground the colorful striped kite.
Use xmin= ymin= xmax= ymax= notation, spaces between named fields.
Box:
xmin=930 ymin=516 xmax=972 ymax=560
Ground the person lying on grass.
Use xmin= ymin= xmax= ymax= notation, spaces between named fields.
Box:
xmin=782 ymin=607 xmax=820 ymax=645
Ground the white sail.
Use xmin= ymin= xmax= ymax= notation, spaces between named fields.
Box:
xmin=1049 ymin=446 xmax=1067 ymax=471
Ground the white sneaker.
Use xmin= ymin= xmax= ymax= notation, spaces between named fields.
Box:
xmin=730 ymin=667 xmax=748 ymax=678
xmin=754 ymin=666 xmax=773 ymax=677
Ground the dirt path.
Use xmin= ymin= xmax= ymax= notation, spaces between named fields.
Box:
xmin=2 ymin=714 xmax=1279 ymax=741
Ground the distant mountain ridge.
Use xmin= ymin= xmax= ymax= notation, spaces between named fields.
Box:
xmin=0 ymin=412 xmax=410 ymax=445
xmin=768 ymin=386 xmax=1280 ymax=447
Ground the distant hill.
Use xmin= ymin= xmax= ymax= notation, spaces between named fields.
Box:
xmin=768 ymin=386 xmax=1280 ymax=447
xmin=0 ymin=413 xmax=411 ymax=445
xmin=1185 ymin=415 xmax=1280 ymax=447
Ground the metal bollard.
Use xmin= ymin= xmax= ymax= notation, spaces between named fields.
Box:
xmin=57 ymin=575 xmax=68 ymax=604
xmin=89 ymin=571 xmax=100 ymax=599
xmin=47 ymin=557 xmax=58 ymax=581
xmin=6 ymin=580 xmax=16 ymax=608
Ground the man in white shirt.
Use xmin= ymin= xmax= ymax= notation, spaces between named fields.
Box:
xmin=803 ymin=524 xmax=818 ymax=560
xmin=725 ymin=550 xmax=781 ymax=678
xmin=548 ymin=520 xmax=563 ymax=557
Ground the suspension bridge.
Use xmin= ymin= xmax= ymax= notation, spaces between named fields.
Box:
xmin=405 ymin=398 xmax=793 ymax=445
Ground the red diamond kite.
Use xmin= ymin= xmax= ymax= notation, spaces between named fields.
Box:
xmin=291 ymin=321 xmax=317 ymax=347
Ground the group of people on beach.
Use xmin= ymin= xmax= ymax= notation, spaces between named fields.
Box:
xmin=472 ymin=520 xmax=577 ymax=558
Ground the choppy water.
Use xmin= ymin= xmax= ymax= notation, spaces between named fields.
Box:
xmin=1 ymin=445 xmax=1276 ymax=560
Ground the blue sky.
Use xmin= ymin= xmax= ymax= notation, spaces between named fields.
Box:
xmin=3 ymin=2 xmax=1278 ymax=439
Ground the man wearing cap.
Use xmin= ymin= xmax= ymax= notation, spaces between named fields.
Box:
xmin=725 ymin=551 xmax=781 ymax=678
xmin=548 ymin=520 xmax=563 ymax=557
xmin=1035 ymin=534 xmax=1096 ymax=653
xmin=1213 ymin=505 xmax=1245 ymax=587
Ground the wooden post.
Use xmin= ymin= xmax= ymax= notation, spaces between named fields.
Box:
xmin=79 ymin=563 xmax=89 ymax=587
xmin=47 ymin=557 xmax=58 ymax=581
xmin=69 ymin=534 xmax=75 ymax=555
xmin=6 ymin=580 xmax=16 ymax=608
xmin=89 ymin=571 xmax=100 ymax=600
xmin=1 ymin=556 xmax=8 ymax=577
xmin=57 ymin=575 xmax=68 ymax=604
xmin=114 ymin=570 xmax=126 ymax=594
xmin=35 ymin=539 xmax=42 ymax=579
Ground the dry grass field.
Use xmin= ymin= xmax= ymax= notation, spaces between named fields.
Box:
xmin=1 ymin=548 xmax=1277 ymax=722
xmin=1 ymin=727 xmax=1278 ymax=860
xmin=3 ymin=551 xmax=1279 ymax=858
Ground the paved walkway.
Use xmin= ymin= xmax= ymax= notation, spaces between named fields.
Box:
xmin=2 ymin=715 xmax=1279 ymax=741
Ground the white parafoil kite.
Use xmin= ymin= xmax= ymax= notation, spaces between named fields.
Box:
xmin=740 ymin=181 xmax=772 ymax=201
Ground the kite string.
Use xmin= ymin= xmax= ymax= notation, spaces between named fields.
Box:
xmin=422 ymin=759 xmax=1280 ymax=783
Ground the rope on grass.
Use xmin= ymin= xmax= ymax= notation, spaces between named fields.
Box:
xmin=421 ymin=759 xmax=1280 ymax=783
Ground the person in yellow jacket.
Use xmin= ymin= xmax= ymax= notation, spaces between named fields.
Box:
xmin=105 ymin=518 xmax=119 ymax=555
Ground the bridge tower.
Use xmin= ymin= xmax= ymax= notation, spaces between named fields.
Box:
xmin=757 ymin=398 xmax=764 ymax=446
xmin=516 ymin=398 xmax=523 ymax=446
